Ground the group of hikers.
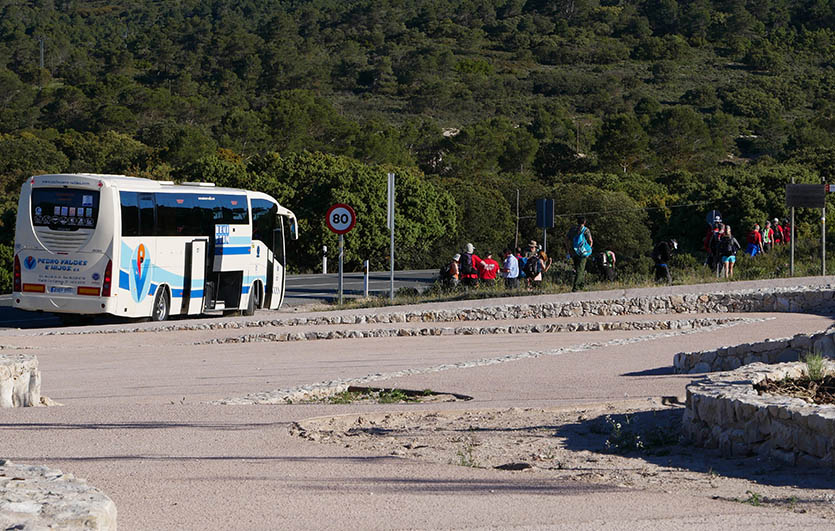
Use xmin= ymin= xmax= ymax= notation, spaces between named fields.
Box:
xmin=440 ymin=216 xmax=595 ymax=292
xmin=702 ymin=216 xmax=791 ymax=279
xmin=440 ymin=211 xmax=798 ymax=292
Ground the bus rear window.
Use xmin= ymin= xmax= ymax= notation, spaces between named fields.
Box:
xmin=32 ymin=188 xmax=100 ymax=230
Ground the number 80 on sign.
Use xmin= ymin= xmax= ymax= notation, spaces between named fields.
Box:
xmin=326 ymin=203 xmax=356 ymax=234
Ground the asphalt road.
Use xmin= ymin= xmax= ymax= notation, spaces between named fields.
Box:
xmin=0 ymin=269 xmax=438 ymax=329
xmin=3 ymin=282 xmax=835 ymax=529
xmin=283 ymin=269 xmax=437 ymax=306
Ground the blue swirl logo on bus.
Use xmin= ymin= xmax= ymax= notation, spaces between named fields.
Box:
xmin=23 ymin=256 xmax=37 ymax=270
xmin=129 ymin=243 xmax=151 ymax=303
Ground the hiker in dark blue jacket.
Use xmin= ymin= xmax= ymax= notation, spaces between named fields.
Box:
xmin=652 ymin=239 xmax=677 ymax=284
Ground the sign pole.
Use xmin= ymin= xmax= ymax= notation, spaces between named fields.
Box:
xmin=326 ymin=203 xmax=357 ymax=305
xmin=823 ymin=204 xmax=827 ymax=276
xmin=338 ymin=234 xmax=344 ymax=305
xmin=515 ymin=189 xmax=519 ymax=251
xmin=791 ymin=176 xmax=795 ymax=276
xmin=388 ymin=173 xmax=395 ymax=301
xmin=791 ymin=206 xmax=795 ymax=275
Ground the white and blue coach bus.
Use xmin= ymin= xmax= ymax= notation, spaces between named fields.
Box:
xmin=13 ymin=174 xmax=298 ymax=321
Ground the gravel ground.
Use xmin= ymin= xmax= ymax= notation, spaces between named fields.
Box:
xmin=293 ymin=398 xmax=835 ymax=521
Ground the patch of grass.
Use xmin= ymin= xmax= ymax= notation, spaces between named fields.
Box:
xmin=377 ymin=389 xmax=416 ymax=404
xmin=803 ymin=351 xmax=828 ymax=381
xmin=324 ymin=387 xmax=434 ymax=404
xmin=456 ymin=443 xmax=478 ymax=467
xmin=603 ymin=414 xmax=644 ymax=453
xmin=327 ymin=391 xmax=364 ymax=404
xmin=743 ymin=490 xmax=763 ymax=506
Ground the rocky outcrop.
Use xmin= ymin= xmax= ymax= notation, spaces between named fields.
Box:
xmin=0 ymin=460 xmax=117 ymax=530
xmin=0 ymin=354 xmax=40 ymax=407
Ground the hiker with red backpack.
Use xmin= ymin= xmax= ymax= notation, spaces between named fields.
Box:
xmin=746 ymin=224 xmax=763 ymax=257
xmin=566 ymin=216 xmax=593 ymax=292
xmin=772 ymin=218 xmax=784 ymax=245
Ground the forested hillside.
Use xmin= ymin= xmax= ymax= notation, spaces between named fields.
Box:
xmin=2 ymin=0 xmax=835 ymax=283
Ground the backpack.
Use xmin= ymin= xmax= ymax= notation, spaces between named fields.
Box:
xmin=459 ymin=252 xmax=475 ymax=275
xmin=524 ymin=257 xmax=540 ymax=278
xmin=439 ymin=263 xmax=452 ymax=281
xmin=719 ymin=236 xmax=735 ymax=256
xmin=572 ymin=227 xmax=592 ymax=257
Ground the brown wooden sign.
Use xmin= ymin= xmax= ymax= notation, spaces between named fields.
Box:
xmin=785 ymin=184 xmax=825 ymax=208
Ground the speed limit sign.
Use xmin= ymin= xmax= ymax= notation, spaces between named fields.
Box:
xmin=326 ymin=203 xmax=356 ymax=234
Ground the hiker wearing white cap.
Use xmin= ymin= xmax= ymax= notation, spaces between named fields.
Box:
xmin=772 ymin=218 xmax=785 ymax=245
xmin=459 ymin=243 xmax=482 ymax=288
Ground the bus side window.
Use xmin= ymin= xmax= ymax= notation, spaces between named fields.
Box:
xmin=120 ymin=192 xmax=139 ymax=236
xmin=155 ymin=193 xmax=197 ymax=236
xmin=251 ymin=199 xmax=277 ymax=244
xmin=195 ymin=196 xmax=216 ymax=236
xmin=138 ymin=193 xmax=156 ymax=236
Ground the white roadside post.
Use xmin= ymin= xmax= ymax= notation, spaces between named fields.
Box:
xmin=325 ymin=204 xmax=357 ymax=305
xmin=363 ymin=260 xmax=369 ymax=298
xmin=387 ymin=172 xmax=395 ymax=301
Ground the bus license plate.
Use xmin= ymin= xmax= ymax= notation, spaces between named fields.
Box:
xmin=49 ymin=286 xmax=73 ymax=294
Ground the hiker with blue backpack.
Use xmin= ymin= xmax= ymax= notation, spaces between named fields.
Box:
xmin=566 ymin=216 xmax=593 ymax=292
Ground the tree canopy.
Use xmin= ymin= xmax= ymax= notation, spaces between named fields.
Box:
xmin=2 ymin=0 xmax=835 ymax=284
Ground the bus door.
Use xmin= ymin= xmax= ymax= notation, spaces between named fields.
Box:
xmin=183 ymin=239 xmax=207 ymax=314
xmin=268 ymin=219 xmax=286 ymax=309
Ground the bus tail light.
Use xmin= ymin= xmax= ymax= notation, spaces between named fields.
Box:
xmin=102 ymin=259 xmax=113 ymax=297
xmin=13 ymin=255 xmax=21 ymax=292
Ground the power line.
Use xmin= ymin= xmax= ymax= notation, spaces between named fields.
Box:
xmin=553 ymin=201 xmax=713 ymax=219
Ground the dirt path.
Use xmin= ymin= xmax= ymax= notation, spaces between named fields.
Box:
xmin=293 ymin=399 xmax=835 ymax=521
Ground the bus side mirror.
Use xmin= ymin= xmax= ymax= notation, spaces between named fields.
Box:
xmin=289 ymin=217 xmax=299 ymax=240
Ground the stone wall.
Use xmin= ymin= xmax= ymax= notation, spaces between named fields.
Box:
xmin=0 ymin=354 xmax=41 ymax=407
xmin=673 ymin=328 xmax=835 ymax=374
xmin=0 ymin=460 xmax=117 ymax=530
xmin=683 ymin=362 xmax=835 ymax=468
xmin=41 ymin=284 xmax=835 ymax=337
xmin=199 ymin=316 xmax=753 ymax=345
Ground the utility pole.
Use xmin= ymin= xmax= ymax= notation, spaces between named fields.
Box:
xmin=387 ymin=173 xmax=395 ymax=301
xmin=515 ymin=189 xmax=519 ymax=251
xmin=791 ymin=175 xmax=795 ymax=276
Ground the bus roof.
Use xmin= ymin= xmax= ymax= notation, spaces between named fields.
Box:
xmin=31 ymin=174 xmax=296 ymax=218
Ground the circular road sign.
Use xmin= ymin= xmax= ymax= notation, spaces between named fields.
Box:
xmin=326 ymin=203 xmax=357 ymax=234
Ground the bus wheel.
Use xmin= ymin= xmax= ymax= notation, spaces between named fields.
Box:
xmin=152 ymin=288 xmax=170 ymax=322
xmin=242 ymin=285 xmax=258 ymax=316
